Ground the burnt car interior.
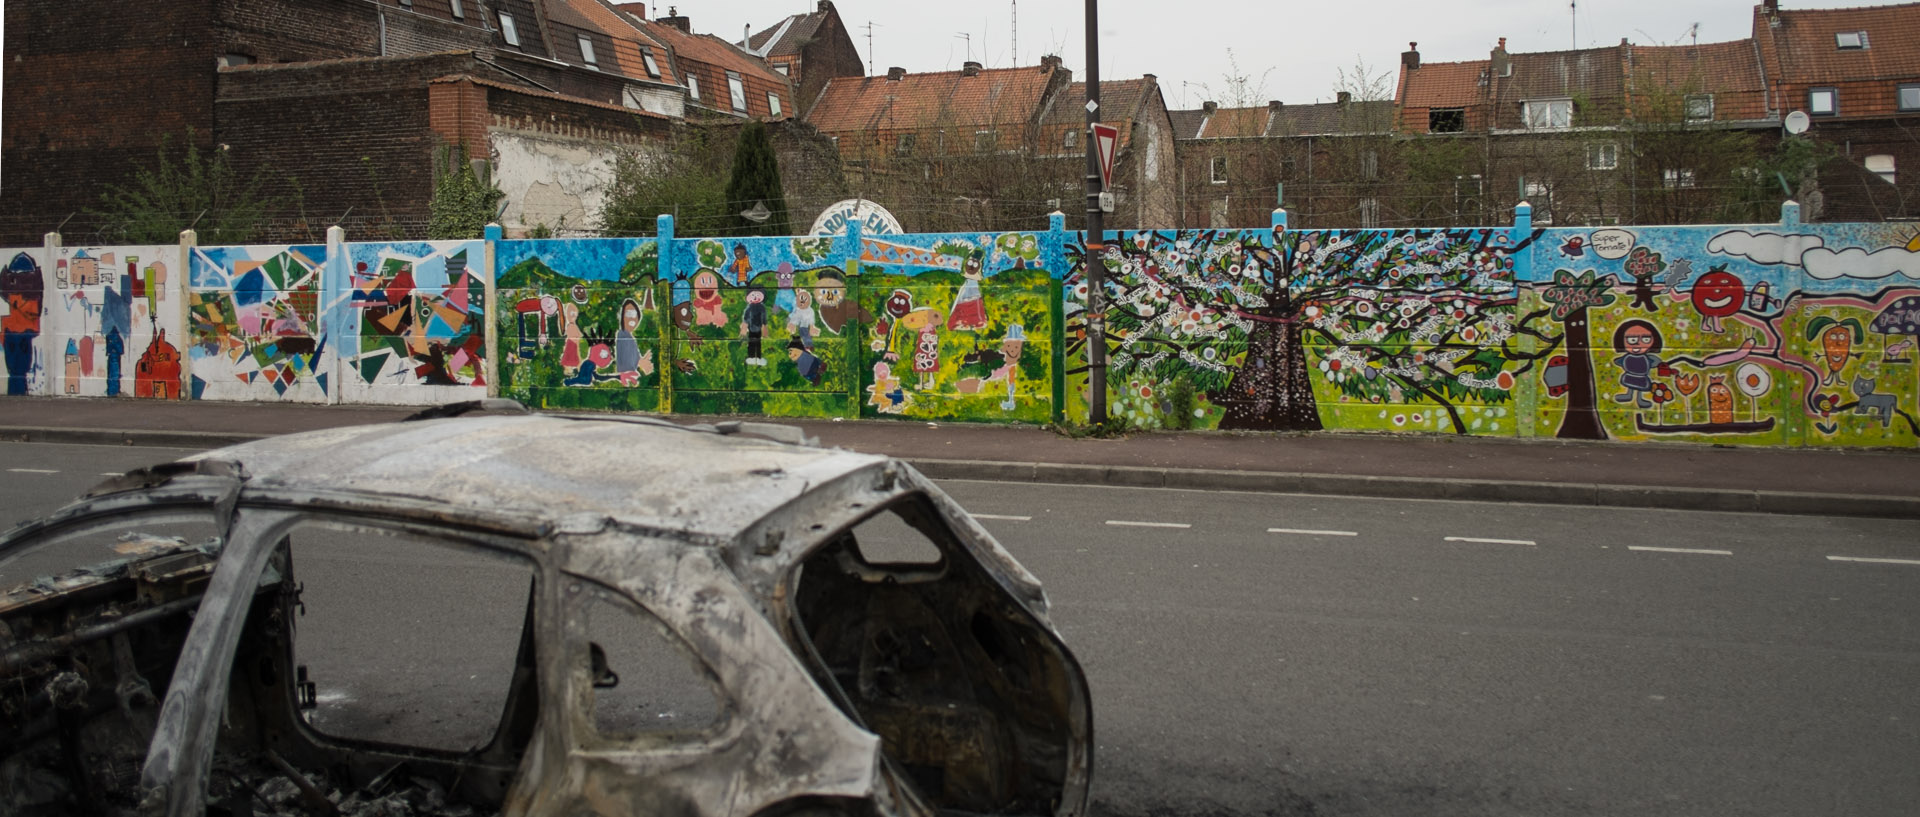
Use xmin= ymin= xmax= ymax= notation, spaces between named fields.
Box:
xmin=791 ymin=495 xmax=1077 ymax=817
xmin=2 ymin=514 xmax=541 ymax=817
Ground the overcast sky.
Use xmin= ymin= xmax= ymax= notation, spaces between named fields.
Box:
xmin=694 ymin=0 xmax=1893 ymax=111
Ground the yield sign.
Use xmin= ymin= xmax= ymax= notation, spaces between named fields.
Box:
xmin=1090 ymin=122 xmax=1119 ymax=189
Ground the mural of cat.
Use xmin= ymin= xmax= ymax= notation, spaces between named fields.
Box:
xmin=1852 ymin=375 xmax=1896 ymax=428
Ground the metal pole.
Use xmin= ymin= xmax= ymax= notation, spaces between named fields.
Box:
xmin=1083 ymin=0 xmax=1107 ymax=426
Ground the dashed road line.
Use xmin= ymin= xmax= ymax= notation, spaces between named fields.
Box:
xmin=7 ymin=468 xmax=59 ymax=474
xmin=1269 ymin=528 xmax=1359 ymax=537
xmin=1628 ymin=546 xmax=1732 ymax=556
xmin=973 ymin=514 xmax=1032 ymax=521
xmin=1826 ymin=555 xmax=1920 ymax=566
xmin=1445 ymin=536 xmax=1536 ymax=546
xmin=1105 ymin=520 xmax=1191 ymax=529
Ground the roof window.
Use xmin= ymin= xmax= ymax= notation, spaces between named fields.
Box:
xmin=1835 ymin=31 xmax=1868 ymax=49
xmin=579 ymin=36 xmax=597 ymax=68
xmin=640 ymin=47 xmax=661 ymax=78
xmin=498 ymin=12 xmax=520 ymax=46
xmin=450 ymin=0 xmax=464 ymax=19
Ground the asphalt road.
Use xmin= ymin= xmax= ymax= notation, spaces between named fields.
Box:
xmin=3 ymin=442 xmax=1917 ymax=816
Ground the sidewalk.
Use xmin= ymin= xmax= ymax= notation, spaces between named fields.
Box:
xmin=1 ymin=397 xmax=1916 ymax=519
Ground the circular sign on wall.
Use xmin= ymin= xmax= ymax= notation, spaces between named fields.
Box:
xmin=809 ymin=199 xmax=904 ymax=237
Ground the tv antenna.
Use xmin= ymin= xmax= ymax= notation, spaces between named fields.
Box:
xmin=862 ymin=21 xmax=881 ymax=75
xmin=1570 ymin=0 xmax=1578 ymax=49
xmin=1012 ymin=1 xmax=1019 ymax=66
xmin=956 ymin=31 xmax=972 ymax=63
xmin=1689 ymin=22 xmax=1700 ymax=46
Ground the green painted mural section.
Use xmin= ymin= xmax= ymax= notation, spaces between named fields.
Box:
xmin=494 ymin=239 xmax=665 ymax=412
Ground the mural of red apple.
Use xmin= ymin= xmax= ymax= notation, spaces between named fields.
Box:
xmin=1691 ymin=265 xmax=1746 ymax=333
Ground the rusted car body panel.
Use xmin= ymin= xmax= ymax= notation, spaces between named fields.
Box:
xmin=0 ymin=413 xmax=1092 ymax=817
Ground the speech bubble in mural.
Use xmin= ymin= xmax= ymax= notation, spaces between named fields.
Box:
xmin=1588 ymin=229 xmax=1636 ymax=260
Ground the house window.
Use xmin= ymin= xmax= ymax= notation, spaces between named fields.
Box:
xmin=498 ymin=12 xmax=520 ymax=46
xmin=1522 ymin=99 xmax=1573 ymax=130
xmin=767 ymin=93 xmax=782 ymax=117
xmin=1663 ymin=168 xmax=1697 ymax=189
xmin=1362 ymin=150 xmax=1379 ymax=180
xmin=1210 ymin=156 xmax=1228 ymax=184
xmin=1064 ymin=129 xmax=1078 ymax=150
xmin=1685 ymin=94 xmax=1714 ymax=122
xmin=974 ymin=130 xmax=997 ymax=152
xmin=1428 ymin=108 xmax=1465 ymax=133
xmin=896 ymin=133 xmax=919 ymax=155
xmin=1865 ymin=155 xmax=1895 ymax=184
xmin=1810 ymin=87 xmax=1838 ymax=116
xmin=687 ymin=73 xmax=700 ymax=101
xmin=218 ymin=53 xmax=255 ymax=68
xmin=640 ymin=47 xmax=661 ymax=79
xmin=1586 ymin=142 xmax=1618 ymax=170
xmin=1899 ymin=84 xmax=1920 ymax=111
xmin=578 ymin=36 xmax=597 ymax=68
xmin=1524 ymin=180 xmax=1552 ymax=226
xmin=775 ymin=63 xmax=790 ymax=75
xmin=1359 ymin=198 xmax=1380 ymax=229
xmin=450 ymin=0 xmax=464 ymax=19
xmin=1835 ymin=31 xmax=1868 ymax=49
xmin=727 ymin=72 xmax=747 ymax=112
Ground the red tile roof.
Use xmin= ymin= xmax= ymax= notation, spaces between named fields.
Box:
xmin=1765 ymin=1 xmax=1920 ymax=84
xmin=639 ymin=18 xmax=787 ymax=90
xmin=1398 ymin=59 xmax=1488 ymax=109
xmin=745 ymin=6 xmax=830 ymax=57
xmin=1196 ymin=105 xmax=1271 ymax=138
xmin=1626 ymin=39 xmax=1770 ymax=121
xmin=549 ymin=0 xmax=678 ymax=84
xmin=807 ymin=64 xmax=1064 ymax=135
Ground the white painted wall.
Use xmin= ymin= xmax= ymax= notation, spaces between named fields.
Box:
xmin=491 ymin=130 xmax=647 ymax=235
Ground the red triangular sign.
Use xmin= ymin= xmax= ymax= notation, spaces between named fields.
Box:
xmin=1091 ymin=123 xmax=1119 ymax=188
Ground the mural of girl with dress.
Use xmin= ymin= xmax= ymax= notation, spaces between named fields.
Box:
xmin=947 ymin=250 xmax=988 ymax=331
xmin=900 ymin=307 xmax=943 ymax=389
xmin=1611 ymin=319 xmax=1665 ymax=409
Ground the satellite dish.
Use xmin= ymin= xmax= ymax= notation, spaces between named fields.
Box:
xmin=1784 ymin=110 xmax=1810 ymax=135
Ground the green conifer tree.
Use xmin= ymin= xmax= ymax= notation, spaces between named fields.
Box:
xmin=722 ymin=122 xmax=792 ymax=236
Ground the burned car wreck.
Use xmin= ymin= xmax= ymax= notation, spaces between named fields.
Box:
xmin=0 ymin=411 xmax=1092 ymax=817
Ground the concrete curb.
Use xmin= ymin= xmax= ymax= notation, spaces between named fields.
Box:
xmin=10 ymin=426 xmax=1917 ymax=520
xmin=908 ymin=458 xmax=1920 ymax=520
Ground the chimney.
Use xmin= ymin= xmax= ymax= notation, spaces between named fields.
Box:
xmin=658 ymin=6 xmax=690 ymax=32
xmin=1336 ymin=91 xmax=1352 ymax=105
xmin=963 ymin=61 xmax=983 ymax=77
xmin=1268 ymin=100 xmax=1283 ymax=112
xmin=1763 ymin=0 xmax=1779 ymax=14
xmin=818 ymin=0 xmax=834 ymax=11
xmin=1202 ymin=100 xmax=1218 ymax=114
xmin=614 ymin=2 xmax=646 ymax=19
xmin=1041 ymin=54 xmax=1063 ymax=72
xmin=1491 ymin=37 xmax=1511 ymax=78
xmin=1402 ymin=42 xmax=1420 ymax=70
xmin=886 ymin=66 xmax=906 ymax=81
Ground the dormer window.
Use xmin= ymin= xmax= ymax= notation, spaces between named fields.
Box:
xmin=1522 ymin=98 xmax=1572 ymax=130
xmin=578 ymin=36 xmax=597 ymax=68
xmin=1835 ymin=31 xmax=1868 ymax=49
xmin=727 ymin=71 xmax=747 ymax=113
xmin=1898 ymin=84 xmax=1919 ymax=111
xmin=767 ymin=92 xmax=782 ymax=118
xmin=687 ymin=73 xmax=701 ymax=101
xmin=1685 ymin=94 xmax=1714 ymax=122
xmin=640 ymin=47 xmax=661 ymax=79
xmin=498 ymin=12 xmax=520 ymax=46
xmin=1810 ymin=87 xmax=1838 ymax=116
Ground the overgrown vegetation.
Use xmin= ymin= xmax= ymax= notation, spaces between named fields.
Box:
xmin=598 ymin=128 xmax=731 ymax=236
xmin=89 ymin=129 xmax=270 ymax=244
xmin=427 ymin=146 xmax=506 ymax=239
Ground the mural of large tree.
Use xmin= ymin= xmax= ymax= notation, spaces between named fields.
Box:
xmin=1069 ymin=228 xmax=1540 ymax=432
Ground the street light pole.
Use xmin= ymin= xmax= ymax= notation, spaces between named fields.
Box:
xmin=1083 ymin=0 xmax=1108 ymax=425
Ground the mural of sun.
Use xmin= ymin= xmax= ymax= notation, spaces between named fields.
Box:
xmin=1906 ymin=231 xmax=1920 ymax=252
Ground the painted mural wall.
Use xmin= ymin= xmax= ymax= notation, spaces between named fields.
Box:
xmin=3 ymin=207 xmax=1914 ymax=449
xmin=1061 ymin=215 xmax=1920 ymax=447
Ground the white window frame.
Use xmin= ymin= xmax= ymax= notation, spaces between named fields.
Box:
xmin=767 ymin=92 xmax=782 ymax=118
xmin=1522 ymin=98 xmax=1573 ymax=130
xmin=450 ymin=0 xmax=464 ymax=19
xmin=1359 ymin=197 xmax=1380 ymax=229
xmin=1865 ymin=154 xmax=1895 ymax=184
xmin=1810 ymin=87 xmax=1838 ymax=116
xmin=578 ymin=36 xmax=597 ymax=68
xmin=1524 ymin=180 xmax=1552 ymax=226
xmin=1898 ymin=84 xmax=1920 ymax=112
xmin=1586 ymin=142 xmax=1618 ymax=171
xmin=727 ymin=72 xmax=747 ymax=113
xmin=498 ymin=12 xmax=520 ymax=47
xmin=1835 ymin=31 xmax=1868 ymax=50
xmin=1063 ymin=129 xmax=1078 ymax=150
xmin=687 ymin=72 xmax=700 ymax=101
xmin=1685 ymin=94 xmax=1714 ymax=123
xmin=974 ymin=129 xmax=997 ymax=152
xmin=1210 ymin=156 xmax=1228 ymax=184
xmin=1663 ymin=168 xmax=1697 ymax=189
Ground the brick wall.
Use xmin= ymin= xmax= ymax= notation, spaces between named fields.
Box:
xmin=213 ymin=0 xmax=493 ymax=62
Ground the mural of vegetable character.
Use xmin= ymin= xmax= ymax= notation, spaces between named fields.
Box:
xmin=1707 ymin=375 xmax=1734 ymax=425
xmin=1804 ymin=316 xmax=1865 ymax=385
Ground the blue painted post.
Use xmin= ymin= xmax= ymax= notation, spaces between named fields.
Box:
xmin=655 ymin=214 xmax=675 ymax=413
xmin=324 ymin=224 xmax=346 ymax=405
xmin=1510 ymin=202 xmax=1535 ymax=440
xmin=1271 ymin=208 xmax=1288 ymax=232
xmin=1779 ymin=199 xmax=1802 ymax=228
xmin=483 ymin=223 xmax=502 ymax=397
xmin=1045 ymin=211 xmax=1067 ymax=281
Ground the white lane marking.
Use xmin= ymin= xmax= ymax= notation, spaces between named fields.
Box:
xmin=100 ymin=472 xmax=122 ymax=476
xmin=7 ymin=468 xmax=58 ymax=474
xmin=1629 ymin=546 xmax=1732 ymax=556
xmin=973 ymin=514 xmax=1032 ymax=521
xmin=1269 ymin=528 xmax=1358 ymax=537
xmin=1445 ymin=536 xmax=1536 ymax=546
xmin=1827 ymin=555 xmax=1920 ymax=566
xmin=1105 ymin=520 xmax=1191 ymax=529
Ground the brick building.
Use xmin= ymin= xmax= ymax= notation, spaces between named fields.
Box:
xmin=1036 ymin=77 xmax=1181 ymax=230
xmin=742 ymin=1 xmax=864 ymax=119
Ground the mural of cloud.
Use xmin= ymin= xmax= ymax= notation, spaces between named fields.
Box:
xmin=1706 ymin=230 xmax=1825 ymax=267
xmin=1802 ymin=246 xmax=1920 ymax=281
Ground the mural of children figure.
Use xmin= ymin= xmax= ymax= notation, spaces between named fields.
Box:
xmin=984 ymin=323 xmax=1026 ymax=384
xmin=741 ymin=289 xmax=769 ymax=365
xmin=901 ymin=307 xmax=943 ymax=389
xmin=730 ymin=243 xmax=753 ymax=285
xmin=875 ymin=289 xmax=914 ymax=356
xmin=615 ymin=297 xmax=650 ymax=386
xmin=774 ymin=262 xmax=797 ymax=313
xmin=787 ymin=288 xmax=817 ymax=349
xmin=559 ymin=302 xmax=586 ymax=373
xmin=691 ymin=270 xmax=727 ymax=327
xmin=1611 ymin=319 xmax=1666 ymax=409
xmin=869 ymin=361 xmax=908 ymax=413
xmin=814 ymin=270 xmax=871 ymax=335
xmin=787 ymin=338 xmax=823 ymax=385
xmin=513 ymin=294 xmax=559 ymax=359
xmin=947 ymin=250 xmax=989 ymax=331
